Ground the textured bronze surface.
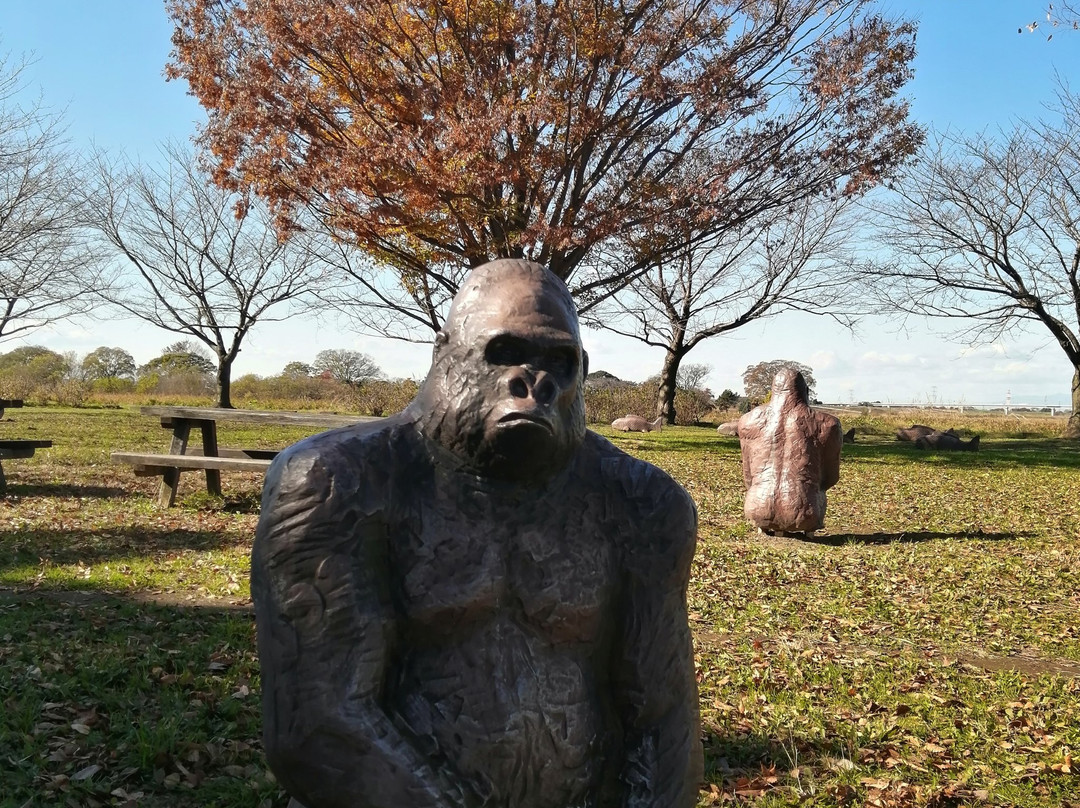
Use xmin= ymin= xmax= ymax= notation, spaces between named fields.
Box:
xmin=736 ymin=368 xmax=842 ymax=534
xmin=253 ymin=259 xmax=702 ymax=808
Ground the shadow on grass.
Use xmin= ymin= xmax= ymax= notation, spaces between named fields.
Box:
xmin=842 ymin=437 xmax=1080 ymax=469
xmin=702 ymin=726 xmax=851 ymax=794
xmin=2 ymin=481 xmax=128 ymax=499
xmin=803 ymin=529 xmax=1034 ymax=546
xmin=0 ymin=524 xmax=246 ymax=572
xmin=602 ymin=431 xmax=738 ymax=455
xmin=607 ymin=430 xmax=1080 ymax=468
xmin=2 ymin=481 xmax=262 ymax=513
xmin=0 ymin=592 xmax=272 ymax=807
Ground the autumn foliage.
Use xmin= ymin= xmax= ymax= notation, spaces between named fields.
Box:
xmin=168 ymin=0 xmax=921 ymax=315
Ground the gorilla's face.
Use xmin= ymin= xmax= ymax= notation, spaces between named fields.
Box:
xmin=413 ymin=264 xmax=588 ymax=483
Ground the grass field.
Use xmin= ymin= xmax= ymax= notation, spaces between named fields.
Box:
xmin=1 ymin=406 xmax=1078 ymax=807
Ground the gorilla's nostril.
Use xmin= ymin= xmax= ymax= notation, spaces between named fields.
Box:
xmin=533 ymin=376 xmax=557 ymax=405
xmin=508 ymin=377 xmax=529 ymax=399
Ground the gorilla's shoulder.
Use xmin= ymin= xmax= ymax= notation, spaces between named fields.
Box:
xmin=737 ymin=407 xmax=766 ymax=435
xmin=581 ymin=431 xmax=696 ymax=540
xmin=262 ymin=413 xmax=419 ymax=509
xmin=816 ymin=410 xmax=843 ymax=433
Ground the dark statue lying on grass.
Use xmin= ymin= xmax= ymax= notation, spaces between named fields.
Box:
xmin=915 ymin=431 xmax=980 ymax=452
xmin=896 ymin=424 xmax=958 ymax=442
xmin=736 ymin=368 xmax=843 ymax=536
xmin=252 ymin=259 xmax=702 ymax=808
xmin=896 ymin=424 xmax=978 ymax=451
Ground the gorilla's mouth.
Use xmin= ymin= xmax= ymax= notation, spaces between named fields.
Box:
xmin=496 ymin=412 xmax=553 ymax=432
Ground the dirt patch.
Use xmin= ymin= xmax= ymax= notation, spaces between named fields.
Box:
xmin=957 ymin=650 xmax=1080 ymax=678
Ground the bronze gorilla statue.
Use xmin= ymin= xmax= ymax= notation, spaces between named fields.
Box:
xmin=253 ymin=259 xmax=703 ymax=808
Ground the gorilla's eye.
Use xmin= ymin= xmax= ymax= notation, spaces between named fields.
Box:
xmin=546 ymin=349 xmax=577 ymax=378
xmin=485 ymin=336 xmax=529 ymax=366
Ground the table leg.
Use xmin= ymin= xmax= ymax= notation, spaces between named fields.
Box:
xmin=199 ymin=420 xmax=223 ymax=497
xmin=158 ymin=422 xmax=191 ymax=508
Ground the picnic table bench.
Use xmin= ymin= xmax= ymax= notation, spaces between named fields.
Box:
xmin=0 ymin=400 xmax=53 ymax=495
xmin=0 ymin=399 xmax=24 ymax=419
xmin=0 ymin=439 xmax=53 ymax=496
xmin=112 ymin=406 xmax=380 ymax=507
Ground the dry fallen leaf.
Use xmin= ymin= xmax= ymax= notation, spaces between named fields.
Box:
xmin=71 ymin=763 xmax=101 ymax=781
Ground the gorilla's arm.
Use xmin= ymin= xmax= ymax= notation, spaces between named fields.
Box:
xmin=819 ymin=418 xmax=843 ymax=491
xmin=736 ymin=410 xmax=764 ymax=490
xmin=252 ymin=441 xmax=479 ymax=808
xmin=611 ymin=467 xmax=703 ymax=808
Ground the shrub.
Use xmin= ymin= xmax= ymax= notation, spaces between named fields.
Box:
xmin=151 ymin=371 xmax=215 ymax=397
xmin=584 ymin=384 xmax=655 ymax=426
xmin=674 ymin=387 xmax=714 ymax=425
xmin=52 ymin=380 xmax=91 ymax=407
xmin=348 ymin=379 xmax=420 ymax=417
xmin=91 ymin=377 xmax=137 ymax=394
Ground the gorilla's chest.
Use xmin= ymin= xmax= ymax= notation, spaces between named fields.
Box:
xmin=391 ymin=479 xmax=615 ymax=644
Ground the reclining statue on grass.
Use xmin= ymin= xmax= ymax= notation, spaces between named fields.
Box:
xmin=915 ymin=431 xmax=980 ymax=451
xmin=252 ymin=259 xmax=703 ymax=808
xmin=736 ymin=368 xmax=843 ymax=535
xmin=895 ymin=424 xmax=958 ymax=442
xmin=611 ymin=413 xmax=663 ymax=432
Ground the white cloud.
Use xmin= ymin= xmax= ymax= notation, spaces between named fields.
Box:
xmin=809 ymin=350 xmax=839 ymax=371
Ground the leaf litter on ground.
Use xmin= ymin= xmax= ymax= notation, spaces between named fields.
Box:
xmin=1 ymin=407 xmax=1078 ymax=806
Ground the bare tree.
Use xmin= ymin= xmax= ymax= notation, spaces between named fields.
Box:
xmin=1019 ymin=4 xmax=1080 ymax=35
xmin=676 ymin=363 xmax=713 ymax=393
xmin=88 ymin=143 xmax=325 ymax=407
xmin=308 ymin=232 xmax=458 ymax=342
xmin=590 ymin=197 xmax=854 ymax=423
xmin=865 ymin=98 xmax=1080 ymax=436
xmin=312 ymin=349 xmax=383 ymax=385
xmin=743 ymin=359 xmax=817 ymax=401
xmin=0 ymin=53 xmax=102 ymax=342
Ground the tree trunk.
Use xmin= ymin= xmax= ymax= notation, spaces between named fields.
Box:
xmin=216 ymin=359 xmax=234 ymax=409
xmin=656 ymin=350 xmax=683 ymax=425
xmin=1067 ymin=366 xmax=1080 ymax=438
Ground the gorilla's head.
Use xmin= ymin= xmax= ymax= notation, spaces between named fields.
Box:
xmin=771 ymin=368 xmax=810 ymax=404
xmin=411 ymin=259 xmax=588 ymax=483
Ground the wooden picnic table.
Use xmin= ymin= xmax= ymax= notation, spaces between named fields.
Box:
xmin=112 ymin=406 xmax=380 ymax=507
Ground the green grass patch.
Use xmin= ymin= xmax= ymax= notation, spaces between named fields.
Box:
xmin=1 ymin=408 xmax=1078 ymax=806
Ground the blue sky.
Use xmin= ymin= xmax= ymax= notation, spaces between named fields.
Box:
xmin=3 ymin=1 xmax=1079 ymax=405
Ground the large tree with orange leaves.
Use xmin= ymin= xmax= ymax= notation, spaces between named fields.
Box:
xmin=168 ymin=0 xmax=921 ymax=333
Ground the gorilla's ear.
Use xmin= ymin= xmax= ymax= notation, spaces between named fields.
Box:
xmin=581 ymin=349 xmax=589 ymax=381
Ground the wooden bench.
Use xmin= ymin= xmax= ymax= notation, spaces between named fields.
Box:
xmin=0 ymin=399 xmax=24 ymax=420
xmin=111 ymin=451 xmax=274 ymax=475
xmin=0 ymin=439 xmax=52 ymax=496
xmin=110 ymin=451 xmax=275 ymax=507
